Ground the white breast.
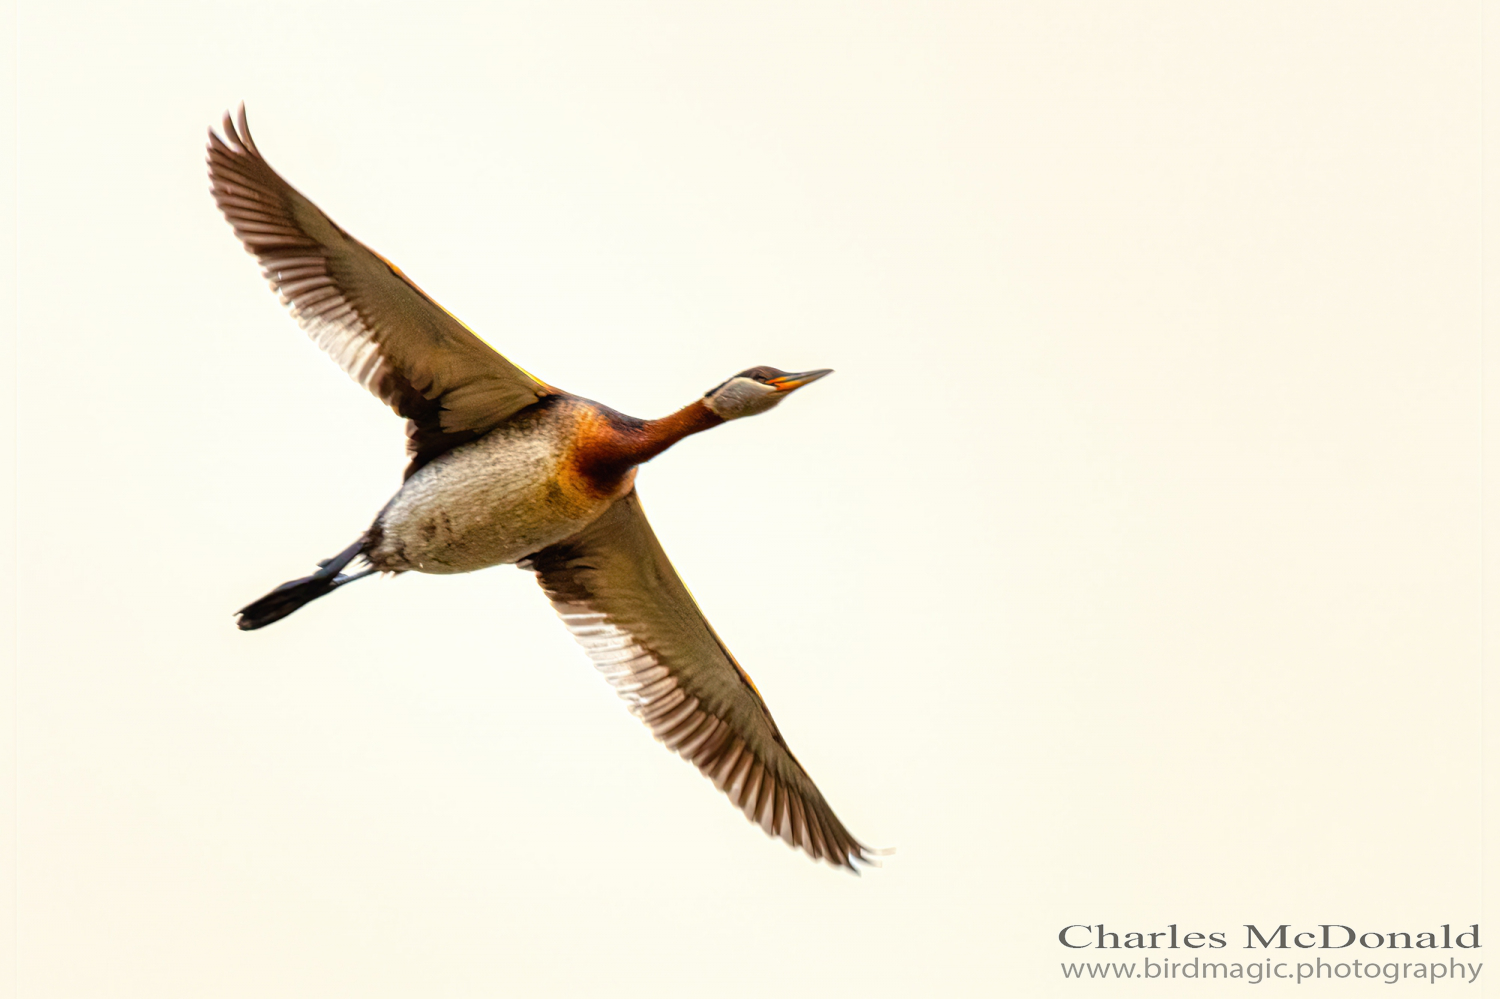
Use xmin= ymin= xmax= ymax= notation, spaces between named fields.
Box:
xmin=368 ymin=402 xmax=618 ymax=574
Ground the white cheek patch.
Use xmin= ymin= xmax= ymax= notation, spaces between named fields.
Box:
xmin=706 ymin=377 xmax=781 ymax=419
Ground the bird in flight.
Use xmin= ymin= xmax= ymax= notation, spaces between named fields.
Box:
xmin=209 ymin=107 xmax=876 ymax=870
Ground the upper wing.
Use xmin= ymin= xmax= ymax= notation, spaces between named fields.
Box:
xmin=522 ymin=490 xmax=875 ymax=870
xmin=207 ymin=106 xmax=552 ymax=476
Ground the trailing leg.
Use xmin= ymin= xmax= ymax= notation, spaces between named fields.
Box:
xmin=236 ymin=538 xmax=372 ymax=630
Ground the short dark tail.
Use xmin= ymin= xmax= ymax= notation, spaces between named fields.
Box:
xmin=237 ymin=538 xmax=372 ymax=630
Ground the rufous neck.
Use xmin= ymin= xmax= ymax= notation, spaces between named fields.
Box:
xmin=629 ymin=399 xmax=724 ymax=464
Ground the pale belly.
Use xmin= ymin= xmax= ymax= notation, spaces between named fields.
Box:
xmin=366 ymin=405 xmax=629 ymax=574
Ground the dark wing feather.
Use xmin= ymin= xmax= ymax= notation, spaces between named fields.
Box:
xmin=207 ymin=106 xmax=551 ymax=477
xmin=522 ymin=490 xmax=876 ymax=870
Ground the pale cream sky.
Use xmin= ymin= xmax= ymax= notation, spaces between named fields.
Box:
xmin=11 ymin=2 xmax=1491 ymax=996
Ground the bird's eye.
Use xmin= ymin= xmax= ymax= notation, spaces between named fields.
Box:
xmin=734 ymin=366 xmax=782 ymax=384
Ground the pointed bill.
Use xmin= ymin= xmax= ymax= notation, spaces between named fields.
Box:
xmin=765 ymin=369 xmax=833 ymax=392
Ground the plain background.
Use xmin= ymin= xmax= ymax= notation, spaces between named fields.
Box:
xmin=9 ymin=2 xmax=1494 ymax=996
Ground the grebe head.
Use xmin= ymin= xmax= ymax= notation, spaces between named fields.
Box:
xmin=703 ymin=366 xmax=833 ymax=420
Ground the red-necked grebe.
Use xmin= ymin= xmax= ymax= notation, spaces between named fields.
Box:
xmin=210 ymin=108 xmax=876 ymax=871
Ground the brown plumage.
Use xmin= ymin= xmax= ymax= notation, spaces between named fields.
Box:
xmin=523 ymin=492 xmax=870 ymax=866
xmin=208 ymin=110 xmax=553 ymax=477
xmin=210 ymin=107 xmax=877 ymax=870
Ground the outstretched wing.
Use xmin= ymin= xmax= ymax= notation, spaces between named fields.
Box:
xmin=522 ymin=490 xmax=875 ymax=870
xmin=207 ymin=106 xmax=552 ymax=476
